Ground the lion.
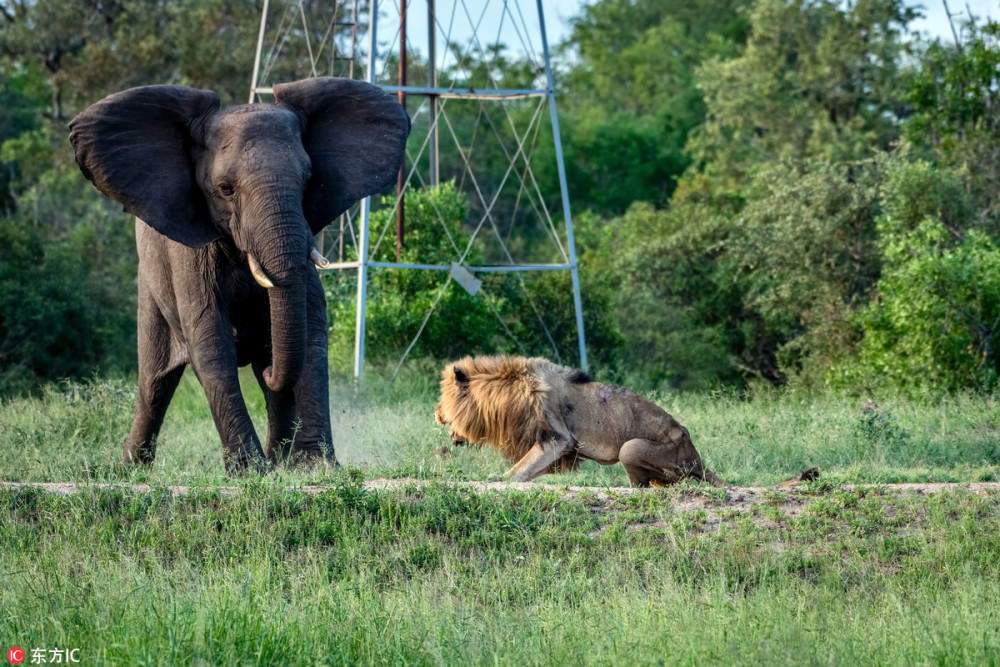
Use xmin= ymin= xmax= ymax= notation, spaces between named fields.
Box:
xmin=434 ymin=355 xmax=724 ymax=487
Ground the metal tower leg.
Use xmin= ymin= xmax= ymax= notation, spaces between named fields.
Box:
xmin=354 ymin=0 xmax=379 ymax=381
xmin=537 ymin=0 xmax=588 ymax=371
xmin=252 ymin=0 xmax=588 ymax=378
xmin=249 ymin=0 xmax=270 ymax=103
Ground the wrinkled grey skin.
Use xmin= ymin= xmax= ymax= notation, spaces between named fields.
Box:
xmin=69 ymin=78 xmax=410 ymax=473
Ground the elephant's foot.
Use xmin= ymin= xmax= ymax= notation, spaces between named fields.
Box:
xmin=273 ymin=443 xmax=338 ymax=470
xmin=222 ymin=448 xmax=270 ymax=476
xmin=265 ymin=419 xmax=335 ymax=469
xmin=123 ymin=441 xmax=156 ymax=466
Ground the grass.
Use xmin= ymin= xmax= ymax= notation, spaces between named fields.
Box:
xmin=2 ymin=481 xmax=999 ymax=664
xmin=1 ymin=370 xmax=998 ymax=486
xmin=1 ymin=372 xmax=1000 ymax=664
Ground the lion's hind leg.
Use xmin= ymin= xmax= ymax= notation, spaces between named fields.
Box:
xmin=619 ymin=437 xmax=710 ymax=488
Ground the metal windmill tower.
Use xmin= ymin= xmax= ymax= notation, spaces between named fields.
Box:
xmin=249 ymin=0 xmax=586 ymax=378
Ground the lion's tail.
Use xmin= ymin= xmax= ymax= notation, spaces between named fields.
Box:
xmin=702 ymin=469 xmax=727 ymax=487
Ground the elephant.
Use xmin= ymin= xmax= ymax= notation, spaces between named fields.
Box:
xmin=69 ymin=77 xmax=410 ymax=473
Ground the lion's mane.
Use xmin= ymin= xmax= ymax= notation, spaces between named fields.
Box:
xmin=436 ymin=355 xmax=587 ymax=465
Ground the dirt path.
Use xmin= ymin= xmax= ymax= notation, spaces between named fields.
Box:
xmin=3 ymin=479 xmax=999 ymax=524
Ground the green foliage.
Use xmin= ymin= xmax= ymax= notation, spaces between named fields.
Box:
xmin=1 ymin=128 xmax=53 ymax=185
xmin=594 ymin=158 xmax=888 ymax=390
xmin=583 ymin=201 xmax=745 ymax=390
xmin=0 ymin=119 xmax=138 ymax=396
xmin=840 ymin=162 xmax=1000 ymax=391
xmin=509 ymin=266 xmax=624 ymax=369
xmin=325 ymin=183 xmax=507 ymax=373
xmin=853 ymin=401 xmax=909 ymax=449
xmin=555 ymin=111 xmax=689 ymax=215
xmin=0 ymin=62 xmax=43 ymax=143
xmin=556 ymin=0 xmax=751 ymax=213
xmin=581 ymin=0 xmax=1000 ymax=393
xmin=689 ymin=0 xmax=915 ymax=188
xmin=905 ymin=20 xmax=1000 ymax=231
xmin=0 ymin=218 xmax=135 ymax=395
xmin=571 ymin=0 xmax=921 ymax=391
xmin=0 ymin=0 xmax=260 ymax=118
xmin=324 ymin=183 xmax=621 ymax=374
xmin=730 ymin=158 xmax=889 ymax=384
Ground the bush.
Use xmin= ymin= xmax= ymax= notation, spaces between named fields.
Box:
xmin=325 ymin=183 xmax=513 ymax=374
xmin=594 ymin=200 xmax=746 ymax=391
xmin=324 ymin=183 xmax=621 ymax=375
xmin=0 ymin=218 xmax=135 ymax=395
xmin=835 ymin=162 xmax=1000 ymax=392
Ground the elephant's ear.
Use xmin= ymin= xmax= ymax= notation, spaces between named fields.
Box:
xmin=274 ymin=77 xmax=410 ymax=234
xmin=69 ymin=85 xmax=222 ymax=248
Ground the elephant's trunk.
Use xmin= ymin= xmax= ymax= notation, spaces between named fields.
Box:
xmin=247 ymin=207 xmax=312 ymax=394
xmin=264 ymin=277 xmax=308 ymax=393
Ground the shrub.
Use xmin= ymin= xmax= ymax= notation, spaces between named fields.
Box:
xmin=835 ymin=162 xmax=1000 ymax=392
xmin=0 ymin=218 xmax=135 ymax=395
xmin=324 ymin=183 xmax=621 ymax=375
xmin=325 ymin=183 xmax=511 ymax=374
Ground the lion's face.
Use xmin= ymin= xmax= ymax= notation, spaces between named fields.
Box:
xmin=436 ymin=363 xmax=477 ymax=447
xmin=434 ymin=403 xmax=448 ymax=427
xmin=435 ymin=401 xmax=469 ymax=446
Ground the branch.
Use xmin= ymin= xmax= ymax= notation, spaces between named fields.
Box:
xmin=948 ymin=299 xmax=988 ymax=335
xmin=0 ymin=1 xmax=17 ymax=24
xmin=942 ymin=0 xmax=963 ymax=52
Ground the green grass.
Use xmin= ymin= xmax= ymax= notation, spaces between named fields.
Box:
xmin=1 ymin=370 xmax=997 ymax=486
xmin=1 ymin=374 xmax=1000 ymax=664
xmin=2 ymin=481 xmax=999 ymax=664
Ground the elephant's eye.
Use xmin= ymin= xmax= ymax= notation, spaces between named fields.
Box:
xmin=218 ymin=183 xmax=235 ymax=198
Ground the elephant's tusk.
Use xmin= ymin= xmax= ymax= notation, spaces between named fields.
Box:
xmin=247 ymin=254 xmax=275 ymax=289
xmin=310 ymin=247 xmax=330 ymax=268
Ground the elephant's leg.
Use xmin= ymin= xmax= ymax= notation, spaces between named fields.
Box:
xmin=619 ymin=436 xmax=709 ymax=488
xmin=189 ymin=327 xmax=268 ymax=475
xmin=289 ymin=269 xmax=334 ymax=464
xmin=251 ymin=361 xmax=297 ymax=464
xmin=124 ymin=305 xmax=185 ymax=465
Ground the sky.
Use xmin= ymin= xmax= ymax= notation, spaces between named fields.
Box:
xmin=908 ymin=0 xmax=997 ymax=40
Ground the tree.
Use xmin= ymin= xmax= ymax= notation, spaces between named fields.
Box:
xmin=552 ymin=0 xmax=752 ymax=214
xmin=904 ymin=19 xmax=1000 ymax=232
xmin=594 ymin=200 xmax=747 ymax=390
xmin=606 ymin=0 xmax=920 ymax=387
xmin=725 ymin=158 xmax=889 ymax=383
xmin=841 ymin=161 xmax=1000 ymax=391
xmin=0 ymin=0 xmax=261 ymax=120
xmin=0 ymin=216 xmax=135 ymax=395
xmin=687 ymin=0 xmax=916 ymax=191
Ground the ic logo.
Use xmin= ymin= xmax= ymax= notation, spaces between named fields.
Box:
xmin=7 ymin=647 xmax=24 ymax=665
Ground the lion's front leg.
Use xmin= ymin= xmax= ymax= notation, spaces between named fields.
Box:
xmin=503 ymin=437 xmax=575 ymax=482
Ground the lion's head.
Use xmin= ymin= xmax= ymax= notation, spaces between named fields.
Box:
xmin=435 ymin=356 xmax=551 ymax=461
xmin=435 ymin=361 xmax=473 ymax=446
